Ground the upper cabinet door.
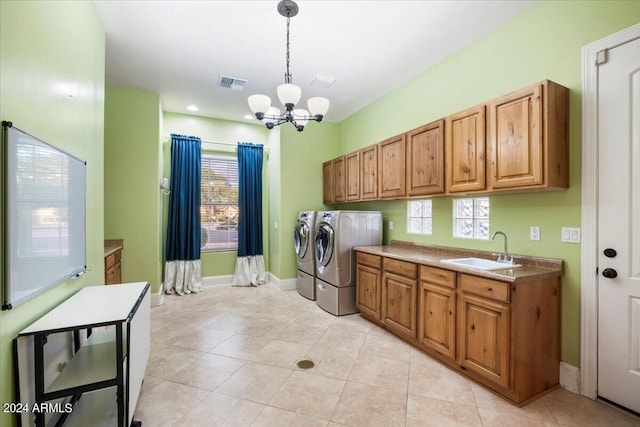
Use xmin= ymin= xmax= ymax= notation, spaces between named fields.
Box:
xmin=488 ymin=80 xmax=569 ymax=191
xmin=345 ymin=151 xmax=360 ymax=201
xmin=322 ymin=160 xmax=334 ymax=204
xmin=446 ymin=105 xmax=486 ymax=193
xmin=333 ymin=156 xmax=346 ymax=202
xmin=406 ymin=120 xmax=445 ymax=196
xmin=360 ymin=145 xmax=378 ymax=200
xmin=378 ymin=134 xmax=406 ymax=199
xmin=488 ymin=84 xmax=543 ymax=189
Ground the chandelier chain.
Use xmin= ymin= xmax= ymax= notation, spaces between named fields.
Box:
xmin=285 ymin=15 xmax=291 ymax=84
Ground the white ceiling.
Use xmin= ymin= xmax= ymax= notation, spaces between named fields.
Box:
xmin=94 ymin=0 xmax=537 ymax=124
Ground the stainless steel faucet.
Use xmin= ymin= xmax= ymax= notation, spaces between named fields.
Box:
xmin=491 ymin=231 xmax=513 ymax=263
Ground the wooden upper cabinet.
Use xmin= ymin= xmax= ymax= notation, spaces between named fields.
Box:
xmin=446 ymin=105 xmax=486 ymax=193
xmin=488 ymin=80 xmax=569 ymax=191
xmin=322 ymin=160 xmax=334 ymax=204
xmin=406 ymin=120 xmax=445 ymax=196
xmin=378 ymin=134 xmax=406 ymax=199
xmin=345 ymin=151 xmax=360 ymax=201
xmin=360 ymin=145 xmax=378 ymax=200
xmin=333 ymin=156 xmax=346 ymax=202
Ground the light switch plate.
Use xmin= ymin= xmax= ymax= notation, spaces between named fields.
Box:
xmin=561 ymin=227 xmax=580 ymax=243
xmin=388 ymin=221 xmax=394 ymax=230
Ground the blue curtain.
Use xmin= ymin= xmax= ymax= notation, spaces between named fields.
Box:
xmin=166 ymin=134 xmax=201 ymax=261
xmin=237 ymin=142 xmax=263 ymax=257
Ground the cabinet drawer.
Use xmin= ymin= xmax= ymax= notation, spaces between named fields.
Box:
xmin=383 ymin=257 xmax=417 ymax=279
xmin=357 ymin=252 xmax=381 ymax=269
xmin=420 ymin=265 xmax=456 ymax=288
xmin=460 ymin=274 xmax=510 ymax=302
xmin=105 ymin=253 xmax=115 ymax=269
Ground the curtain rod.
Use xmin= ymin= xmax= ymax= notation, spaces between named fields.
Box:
xmin=163 ymin=135 xmax=269 ymax=152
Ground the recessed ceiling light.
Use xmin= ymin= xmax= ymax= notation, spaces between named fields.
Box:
xmin=244 ymin=114 xmax=254 ymax=120
xmin=187 ymin=105 xmax=199 ymax=112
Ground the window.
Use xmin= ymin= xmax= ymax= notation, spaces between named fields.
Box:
xmin=453 ymin=198 xmax=489 ymax=239
xmin=200 ymin=155 xmax=239 ymax=251
xmin=407 ymin=200 xmax=432 ymax=235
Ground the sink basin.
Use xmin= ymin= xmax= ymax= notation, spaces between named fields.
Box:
xmin=440 ymin=257 xmax=521 ymax=271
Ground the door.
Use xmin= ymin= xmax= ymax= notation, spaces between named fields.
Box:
xmin=378 ymin=134 xmax=406 ymax=198
xmin=459 ymin=293 xmax=510 ymax=388
xmin=406 ymin=120 xmax=445 ymax=196
xmin=314 ymin=222 xmax=334 ymax=268
xmin=446 ymin=104 xmax=486 ymax=193
xmin=418 ymin=282 xmax=455 ymax=358
xmin=381 ymin=271 xmax=417 ymax=339
xmin=294 ymin=221 xmax=309 ymax=260
xmin=356 ymin=263 xmax=381 ymax=320
xmin=345 ymin=151 xmax=360 ymax=201
xmin=597 ymin=36 xmax=640 ymax=413
xmin=333 ymin=156 xmax=346 ymax=202
xmin=322 ymin=160 xmax=334 ymax=204
xmin=360 ymin=145 xmax=378 ymax=200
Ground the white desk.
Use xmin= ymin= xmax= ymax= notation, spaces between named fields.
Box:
xmin=15 ymin=282 xmax=150 ymax=427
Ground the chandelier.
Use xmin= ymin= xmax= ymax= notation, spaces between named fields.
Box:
xmin=248 ymin=0 xmax=330 ymax=132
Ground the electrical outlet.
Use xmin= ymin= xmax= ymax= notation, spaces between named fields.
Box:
xmin=274 ymin=221 xmax=278 ymax=230
xmin=561 ymin=227 xmax=581 ymax=243
xmin=388 ymin=221 xmax=394 ymax=230
xmin=530 ymin=226 xmax=540 ymax=241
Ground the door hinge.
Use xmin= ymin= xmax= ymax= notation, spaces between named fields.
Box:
xmin=595 ymin=49 xmax=608 ymax=66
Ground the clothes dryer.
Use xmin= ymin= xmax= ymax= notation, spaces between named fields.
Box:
xmin=314 ymin=211 xmax=382 ymax=315
xmin=294 ymin=211 xmax=316 ymax=300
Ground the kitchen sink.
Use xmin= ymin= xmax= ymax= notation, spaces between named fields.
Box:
xmin=440 ymin=257 xmax=521 ymax=271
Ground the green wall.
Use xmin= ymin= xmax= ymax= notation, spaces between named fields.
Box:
xmin=104 ymin=86 xmax=162 ymax=293
xmin=273 ymin=123 xmax=339 ymax=279
xmin=336 ymin=1 xmax=640 ymax=367
xmin=162 ymin=112 xmax=271 ymax=278
xmin=0 ymin=1 xmax=105 ymax=425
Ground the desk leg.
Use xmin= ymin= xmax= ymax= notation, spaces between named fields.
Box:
xmin=116 ymin=323 xmax=125 ymax=427
xmin=33 ymin=334 xmax=45 ymax=427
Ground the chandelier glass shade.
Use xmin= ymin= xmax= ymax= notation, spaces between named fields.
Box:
xmin=247 ymin=0 xmax=330 ymax=132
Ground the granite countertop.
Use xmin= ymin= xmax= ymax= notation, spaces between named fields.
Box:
xmin=104 ymin=239 xmax=123 ymax=257
xmin=354 ymin=240 xmax=563 ymax=283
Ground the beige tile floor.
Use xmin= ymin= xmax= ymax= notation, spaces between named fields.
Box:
xmin=135 ymin=284 xmax=640 ymax=427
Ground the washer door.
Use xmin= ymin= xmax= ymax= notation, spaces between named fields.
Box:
xmin=315 ymin=223 xmax=334 ymax=267
xmin=294 ymin=221 xmax=309 ymax=260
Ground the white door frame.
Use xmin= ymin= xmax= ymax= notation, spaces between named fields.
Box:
xmin=581 ymin=22 xmax=640 ymax=400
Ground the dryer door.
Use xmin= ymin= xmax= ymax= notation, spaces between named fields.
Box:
xmin=315 ymin=223 xmax=334 ymax=267
xmin=294 ymin=221 xmax=309 ymax=260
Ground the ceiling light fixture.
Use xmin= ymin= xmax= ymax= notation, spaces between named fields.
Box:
xmin=247 ymin=0 xmax=329 ymax=132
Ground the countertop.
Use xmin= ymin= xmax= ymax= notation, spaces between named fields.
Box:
xmin=104 ymin=239 xmax=123 ymax=257
xmin=354 ymin=241 xmax=563 ymax=283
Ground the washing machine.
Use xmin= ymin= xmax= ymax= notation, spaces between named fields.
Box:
xmin=314 ymin=211 xmax=382 ymax=315
xmin=294 ymin=211 xmax=316 ymax=300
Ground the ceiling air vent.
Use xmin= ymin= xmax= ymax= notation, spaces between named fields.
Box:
xmin=217 ymin=75 xmax=247 ymax=91
xmin=310 ymin=74 xmax=335 ymax=89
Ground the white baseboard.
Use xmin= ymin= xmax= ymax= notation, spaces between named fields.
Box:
xmin=203 ymin=274 xmax=234 ymax=287
xmin=266 ymin=272 xmax=297 ymax=291
xmin=151 ymin=286 xmax=164 ymax=306
xmin=559 ymin=361 xmax=580 ymax=394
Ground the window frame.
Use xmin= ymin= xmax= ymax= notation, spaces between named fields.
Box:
xmin=452 ymin=197 xmax=490 ymax=240
xmin=407 ymin=199 xmax=433 ymax=235
xmin=200 ymin=153 xmax=239 ymax=252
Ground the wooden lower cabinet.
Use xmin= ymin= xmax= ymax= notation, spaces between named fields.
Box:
xmin=355 ymin=250 xmax=561 ymax=405
xmin=418 ymin=282 xmax=456 ymax=359
xmin=356 ymin=259 xmax=382 ymax=322
xmin=381 ymin=271 xmax=417 ymax=339
xmin=459 ymin=292 xmax=510 ymax=388
xmin=105 ymin=249 xmax=122 ymax=285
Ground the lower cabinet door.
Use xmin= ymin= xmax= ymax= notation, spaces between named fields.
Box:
xmin=356 ymin=264 xmax=381 ymax=321
xmin=418 ymin=282 xmax=456 ymax=359
xmin=459 ymin=293 xmax=510 ymax=388
xmin=381 ymin=272 xmax=417 ymax=339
